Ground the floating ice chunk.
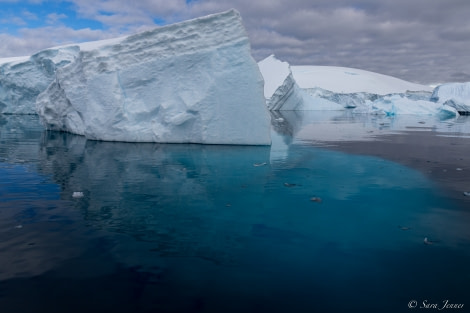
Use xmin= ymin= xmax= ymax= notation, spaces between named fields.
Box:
xmin=72 ymin=191 xmax=84 ymax=198
xmin=463 ymin=192 xmax=470 ymax=197
xmin=310 ymin=196 xmax=322 ymax=203
xmin=424 ymin=237 xmax=434 ymax=245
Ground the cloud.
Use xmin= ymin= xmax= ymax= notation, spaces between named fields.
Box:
xmin=46 ymin=13 xmax=67 ymax=25
xmin=1 ymin=0 xmax=469 ymax=84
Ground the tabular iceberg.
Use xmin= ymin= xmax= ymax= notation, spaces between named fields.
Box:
xmin=36 ymin=10 xmax=271 ymax=145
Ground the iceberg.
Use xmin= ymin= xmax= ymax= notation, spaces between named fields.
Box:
xmin=258 ymin=55 xmax=304 ymax=110
xmin=291 ymin=66 xmax=433 ymax=95
xmin=36 ymin=10 xmax=271 ymax=145
xmin=0 ymin=48 xmax=79 ymax=114
xmin=363 ymin=94 xmax=458 ymax=117
xmin=431 ymin=82 xmax=470 ymax=114
xmin=258 ymin=55 xmax=457 ymax=117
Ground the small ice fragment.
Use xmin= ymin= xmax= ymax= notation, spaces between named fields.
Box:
xmin=456 ymin=168 xmax=463 ymax=171
xmin=424 ymin=237 xmax=433 ymax=245
xmin=275 ymin=117 xmax=284 ymax=122
xmin=463 ymin=192 xmax=470 ymax=197
xmin=398 ymin=226 xmax=411 ymax=231
xmin=310 ymin=197 xmax=322 ymax=203
xmin=72 ymin=191 xmax=84 ymax=198
xmin=253 ymin=162 xmax=267 ymax=167
xmin=14 ymin=225 xmax=23 ymax=229
xmin=284 ymin=183 xmax=297 ymax=187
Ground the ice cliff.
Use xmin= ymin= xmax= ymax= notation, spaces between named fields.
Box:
xmin=36 ymin=10 xmax=271 ymax=145
xmin=431 ymin=82 xmax=470 ymax=114
xmin=258 ymin=55 xmax=304 ymax=110
xmin=0 ymin=48 xmax=79 ymax=114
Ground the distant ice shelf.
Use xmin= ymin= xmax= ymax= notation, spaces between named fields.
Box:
xmin=258 ymin=55 xmax=464 ymax=117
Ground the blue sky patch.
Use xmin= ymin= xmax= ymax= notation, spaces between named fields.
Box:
xmin=0 ymin=1 xmax=104 ymax=35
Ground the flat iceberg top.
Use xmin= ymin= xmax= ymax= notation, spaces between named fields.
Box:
xmin=291 ymin=66 xmax=432 ymax=95
xmin=0 ymin=55 xmax=29 ymax=66
xmin=258 ymin=55 xmax=291 ymax=98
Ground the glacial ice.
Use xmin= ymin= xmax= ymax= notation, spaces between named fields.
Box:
xmin=0 ymin=47 xmax=79 ymax=114
xmin=258 ymin=55 xmax=304 ymax=110
xmin=291 ymin=65 xmax=433 ymax=95
xmin=431 ymin=82 xmax=470 ymax=113
xmin=258 ymin=55 xmax=458 ymax=117
xmin=361 ymin=94 xmax=459 ymax=117
xmin=36 ymin=10 xmax=271 ymax=145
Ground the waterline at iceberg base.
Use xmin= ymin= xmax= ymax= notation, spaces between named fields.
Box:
xmin=1 ymin=114 xmax=469 ymax=313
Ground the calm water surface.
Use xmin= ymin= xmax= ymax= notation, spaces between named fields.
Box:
xmin=1 ymin=113 xmax=469 ymax=313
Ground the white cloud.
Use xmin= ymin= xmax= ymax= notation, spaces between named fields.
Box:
xmin=1 ymin=0 xmax=470 ymax=83
xmin=46 ymin=13 xmax=67 ymax=25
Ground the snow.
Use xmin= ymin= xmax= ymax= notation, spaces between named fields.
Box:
xmin=36 ymin=10 xmax=271 ymax=145
xmin=431 ymin=82 xmax=470 ymax=113
xmin=258 ymin=55 xmax=290 ymax=98
xmin=291 ymin=66 xmax=433 ymax=95
xmin=257 ymin=55 xmax=304 ymax=110
xmin=257 ymin=55 xmax=456 ymax=116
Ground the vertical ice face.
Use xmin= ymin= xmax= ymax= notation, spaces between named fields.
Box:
xmin=36 ymin=10 xmax=271 ymax=145
xmin=431 ymin=82 xmax=470 ymax=113
xmin=0 ymin=47 xmax=79 ymax=114
xmin=258 ymin=55 xmax=304 ymax=110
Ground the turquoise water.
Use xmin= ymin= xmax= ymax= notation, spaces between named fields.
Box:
xmin=1 ymin=114 xmax=469 ymax=312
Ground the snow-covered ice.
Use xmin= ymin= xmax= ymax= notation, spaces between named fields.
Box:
xmin=431 ymin=82 xmax=470 ymax=113
xmin=0 ymin=35 xmax=130 ymax=114
xmin=258 ymin=55 xmax=458 ymax=117
xmin=363 ymin=94 xmax=458 ymax=117
xmin=257 ymin=55 xmax=304 ymax=110
xmin=291 ymin=66 xmax=433 ymax=95
xmin=36 ymin=10 xmax=271 ymax=145
xmin=0 ymin=48 xmax=79 ymax=114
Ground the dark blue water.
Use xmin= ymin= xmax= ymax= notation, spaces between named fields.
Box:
xmin=1 ymin=114 xmax=469 ymax=313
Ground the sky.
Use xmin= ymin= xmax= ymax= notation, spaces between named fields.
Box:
xmin=1 ymin=0 xmax=469 ymax=85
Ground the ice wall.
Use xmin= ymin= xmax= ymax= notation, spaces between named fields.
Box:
xmin=0 ymin=47 xmax=78 ymax=114
xmin=258 ymin=55 xmax=304 ymax=110
xmin=431 ymin=82 xmax=470 ymax=113
xmin=37 ymin=10 xmax=271 ymax=145
xmin=364 ymin=94 xmax=458 ymax=117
